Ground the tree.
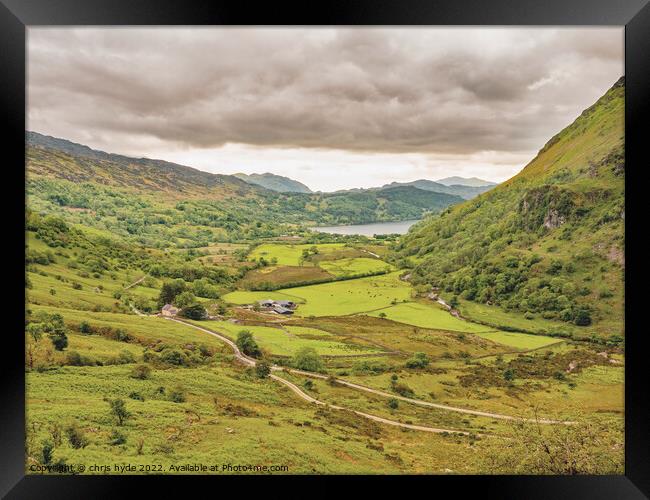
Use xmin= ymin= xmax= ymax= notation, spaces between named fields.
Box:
xmin=236 ymin=330 xmax=261 ymax=358
xmin=292 ymin=347 xmax=324 ymax=372
xmin=174 ymin=291 xmax=196 ymax=308
xmin=158 ymin=279 xmax=186 ymax=307
xmin=29 ymin=312 xmax=68 ymax=351
xmin=405 ymin=352 xmax=429 ymax=369
xmin=107 ymin=398 xmax=131 ymax=426
xmin=255 ymin=360 xmax=271 ymax=378
xmin=180 ymin=303 xmax=208 ymax=320
xmin=503 ymin=368 xmax=515 ymax=382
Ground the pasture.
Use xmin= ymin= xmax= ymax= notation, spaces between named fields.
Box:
xmin=187 ymin=320 xmax=382 ymax=357
xmin=318 ymin=257 xmax=392 ymax=277
xmin=367 ymin=302 xmax=496 ymax=334
xmin=475 ymin=331 xmax=561 ymax=350
xmin=223 ymin=272 xmax=412 ymax=317
xmin=248 ymin=243 xmax=345 ymax=266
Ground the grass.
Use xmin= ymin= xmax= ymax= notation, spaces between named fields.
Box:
xmin=319 ymin=257 xmax=393 ymax=277
xmin=366 ymin=302 xmax=496 ymax=334
xmin=29 ymin=305 xmax=229 ymax=351
xmin=25 ymin=363 xmax=485 ymax=474
xmin=475 ymin=331 xmax=561 ymax=350
xmin=223 ymin=272 xmax=412 ymax=317
xmin=186 ymin=320 xmax=382 ymax=357
xmin=249 ymin=243 xmax=345 ymax=266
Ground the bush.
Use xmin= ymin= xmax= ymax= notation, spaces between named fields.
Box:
xmin=405 ymin=352 xmax=429 ymax=369
xmin=109 ymin=429 xmax=127 ymax=445
xmin=130 ymin=364 xmax=151 ymax=380
xmin=180 ymin=303 xmax=208 ymax=320
xmin=236 ymin=330 xmax=261 ymax=358
xmin=255 ymin=360 xmax=271 ymax=379
xmin=387 ymin=398 xmax=399 ymax=410
xmin=107 ymin=398 xmax=131 ymax=425
xmin=159 ymin=348 xmax=190 ymax=366
xmin=65 ymin=424 xmax=88 ymax=449
xmin=128 ymin=391 xmax=144 ymax=401
xmin=168 ymin=386 xmax=186 ymax=403
xmin=292 ymin=347 xmax=324 ymax=372
xmin=79 ymin=321 xmax=92 ymax=334
xmin=392 ymin=383 xmax=415 ymax=398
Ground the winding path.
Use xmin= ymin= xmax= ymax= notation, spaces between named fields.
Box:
xmin=169 ymin=318 xmax=572 ymax=430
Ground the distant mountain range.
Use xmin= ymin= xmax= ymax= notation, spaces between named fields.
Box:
xmin=435 ymin=176 xmax=497 ymax=187
xmin=233 ymin=172 xmax=312 ymax=193
xmin=26 ymin=131 xmax=466 ymax=225
xmin=379 ymin=179 xmax=496 ymax=200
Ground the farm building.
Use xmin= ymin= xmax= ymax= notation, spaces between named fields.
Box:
xmin=272 ymin=305 xmax=294 ymax=315
xmin=257 ymin=299 xmax=297 ymax=314
xmin=161 ymin=304 xmax=180 ymax=317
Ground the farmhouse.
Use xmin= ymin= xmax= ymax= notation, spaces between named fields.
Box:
xmin=257 ymin=299 xmax=296 ymax=315
xmin=272 ymin=305 xmax=294 ymax=315
xmin=161 ymin=304 xmax=180 ymax=317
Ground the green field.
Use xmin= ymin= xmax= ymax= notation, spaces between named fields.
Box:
xmin=366 ymin=302 xmax=496 ymax=333
xmin=223 ymin=272 xmax=412 ymax=317
xmin=187 ymin=320 xmax=381 ymax=357
xmin=475 ymin=331 xmax=562 ymax=350
xmin=318 ymin=257 xmax=392 ymax=277
xmin=249 ymin=243 xmax=345 ymax=266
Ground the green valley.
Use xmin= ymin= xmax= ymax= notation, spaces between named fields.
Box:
xmin=24 ymin=79 xmax=625 ymax=476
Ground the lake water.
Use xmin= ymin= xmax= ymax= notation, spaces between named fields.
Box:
xmin=312 ymin=219 xmax=420 ymax=236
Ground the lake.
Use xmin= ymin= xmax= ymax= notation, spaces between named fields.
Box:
xmin=311 ymin=219 xmax=420 ymax=236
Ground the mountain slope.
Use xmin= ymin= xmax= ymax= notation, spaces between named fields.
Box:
xmin=233 ymin=172 xmax=312 ymax=193
xmin=27 ymin=131 xmax=258 ymax=199
xmin=380 ymin=179 xmax=495 ymax=199
xmin=397 ymin=77 xmax=625 ymax=340
xmin=26 ymin=132 xmax=467 ymax=240
xmin=436 ymin=176 xmax=497 ymax=187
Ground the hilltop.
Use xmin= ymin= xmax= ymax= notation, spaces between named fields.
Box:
xmin=233 ymin=172 xmax=313 ymax=193
xmin=436 ymin=176 xmax=497 ymax=187
xmin=397 ymin=77 xmax=625 ymax=340
xmin=380 ymin=179 xmax=495 ymax=200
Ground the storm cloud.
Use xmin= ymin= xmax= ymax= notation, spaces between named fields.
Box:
xmin=28 ymin=28 xmax=622 ymax=154
xmin=27 ymin=28 xmax=622 ymax=190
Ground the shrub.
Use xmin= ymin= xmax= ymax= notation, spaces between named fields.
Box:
xmin=392 ymin=383 xmax=415 ymax=398
xmin=65 ymin=424 xmax=88 ymax=449
xmin=236 ymin=330 xmax=261 ymax=358
xmin=130 ymin=364 xmax=151 ymax=380
xmin=292 ymin=347 xmax=324 ymax=373
xmin=79 ymin=321 xmax=92 ymax=334
xmin=179 ymin=303 xmax=208 ymax=320
xmin=109 ymin=429 xmax=127 ymax=445
xmin=159 ymin=348 xmax=189 ymax=366
xmin=255 ymin=360 xmax=271 ymax=379
xmin=168 ymin=386 xmax=186 ymax=403
xmin=405 ymin=352 xmax=429 ymax=369
xmin=107 ymin=398 xmax=131 ymax=425
xmin=128 ymin=391 xmax=144 ymax=401
xmin=387 ymin=398 xmax=399 ymax=410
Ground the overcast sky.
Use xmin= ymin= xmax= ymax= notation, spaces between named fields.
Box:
xmin=28 ymin=27 xmax=623 ymax=192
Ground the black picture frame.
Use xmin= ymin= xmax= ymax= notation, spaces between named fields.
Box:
xmin=2 ymin=1 xmax=648 ymax=497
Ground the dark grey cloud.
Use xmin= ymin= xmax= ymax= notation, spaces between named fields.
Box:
xmin=28 ymin=28 xmax=622 ymax=156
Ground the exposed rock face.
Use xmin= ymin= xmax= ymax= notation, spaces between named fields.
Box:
xmin=519 ymin=185 xmax=574 ymax=231
xmin=566 ymin=361 xmax=578 ymax=373
xmin=543 ymin=208 xmax=567 ymax=229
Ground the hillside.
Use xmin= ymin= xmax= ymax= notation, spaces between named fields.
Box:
xmin=27 ymin=132 xmax=258 ymax=199
xmin=436 ymin=177 xmax=497 ymax=187
xmin=397 ymin=77 xmax=625 ymax=340
xmin=380 ymin=179 xmax=495 ymax=200
xmin=234 ymin=172 xmax=312 ymax=193
xmin=26 ymin=133 xmax=466 ymax=246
